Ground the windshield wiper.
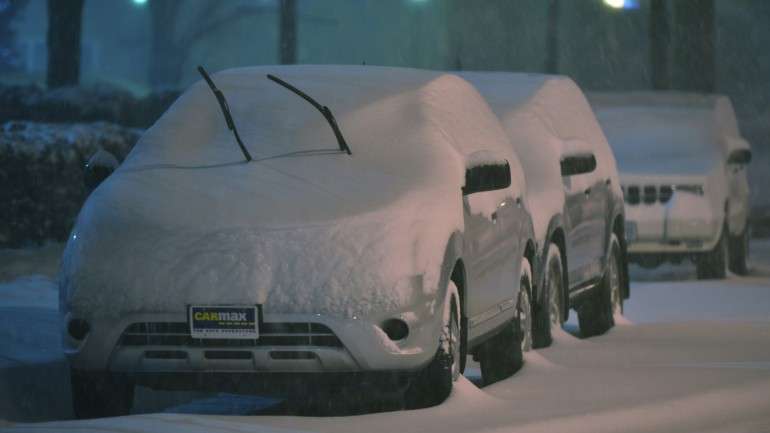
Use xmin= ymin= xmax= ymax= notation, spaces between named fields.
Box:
xmin=197 ymin=66 xmax=253 ymax=162
xmin=266 ymin=74 xmax=352 ymax=156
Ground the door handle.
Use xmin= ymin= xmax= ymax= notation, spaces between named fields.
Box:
xmin=491 ymin=211 xmax=498 ymax=223
xmin=515 ymin=197 xmax=522 ymax=207
xmin=584 ymin=187 xmax=592 ymax=196
xmin=605 ymin=178 xmax=612 ymax=186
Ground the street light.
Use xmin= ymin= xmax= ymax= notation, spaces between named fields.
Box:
xmin=603 ymin=0 xmax=639 ymax=9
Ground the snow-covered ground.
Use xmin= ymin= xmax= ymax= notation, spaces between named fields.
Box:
xmin=2 ymin=240 xmax=770 ymax=432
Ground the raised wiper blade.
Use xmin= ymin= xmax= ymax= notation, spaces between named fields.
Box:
xmin=266 ymin=74 xmax=352 ymax=156
xmin=197 ymin=66 xmax=253 ymax=162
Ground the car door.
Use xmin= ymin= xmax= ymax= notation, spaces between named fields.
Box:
xmin=562 ymin=140 xmax=606 ymax=287
xmin=461 ymin=154 xmax=525 ymax=340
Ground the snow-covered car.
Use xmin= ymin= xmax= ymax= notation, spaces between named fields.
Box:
xmin=461 ymin=72 xmax=629 ymax=341
xmin=591 ymin=92 xmax=752 ymax=279
xmin=59 ymin=65 xmax=537 ymax=417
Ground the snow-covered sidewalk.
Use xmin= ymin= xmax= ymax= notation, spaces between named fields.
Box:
xmin=2 ymin=241 xmax=770 ymax=432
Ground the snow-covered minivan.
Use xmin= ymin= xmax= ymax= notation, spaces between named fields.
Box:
xmin=462 ymin=72 xmax=629 ymax=342
xmin=591 ymin=92 xmax=752 ymax=279
xmin=60 ymin=65 xmax=538 ymax=417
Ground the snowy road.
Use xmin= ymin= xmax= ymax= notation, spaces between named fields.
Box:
xmin=2 ymin=241 xmax=770 ymax=432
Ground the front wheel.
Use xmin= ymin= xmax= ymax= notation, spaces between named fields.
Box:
xmin=405 ymin=284 xmax=461 ymax=409
xmin=71 ymin=370 xmax=134 ymax=419
xmin=533 ymin=243 xmax=564 ymax=349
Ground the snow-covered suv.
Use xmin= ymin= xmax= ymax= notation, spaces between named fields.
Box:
xmin=591 ymin=92 xmax=752 ymax=279
xmin=60 ymin=65 xmax=537 ymax=417
xmin=461 ymin=72 xmax=629 ymax=342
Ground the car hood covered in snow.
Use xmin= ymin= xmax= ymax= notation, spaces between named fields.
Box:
xmin=60 ymin=65 xmax=519 ymax=319
xmin=590 ymin=92 xmax=742 ymax=177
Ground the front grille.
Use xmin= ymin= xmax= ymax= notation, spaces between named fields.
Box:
xmin=118 ymin=322 xmax=343 ymax=348
xmin=623 ymin=184 xmax=674 ymax=205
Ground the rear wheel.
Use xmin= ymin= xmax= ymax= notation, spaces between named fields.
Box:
xmin=533 ymin=243 xmax=564 ymax=349
xmin=479 ymin=258 xmax=529 ymax=386
xmin=578 ymin=234 xmax=621 ymax=337
xmin=696 ymin=226 xmax=728 ymax=280
xmin=405 ymin=284 xmax=461 ymax=409
xmin=71 ymin=370 xmax=134 ymax=419
xmin=729 ymin=226 xmax=750 ymax=276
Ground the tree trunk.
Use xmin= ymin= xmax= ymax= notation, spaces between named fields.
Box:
xmin=148 ymin=1 xmax=184 ymax=91
xmin=279 ymin=0 xmax=297 ymax=64
xmin=671 ymin=0 xmax=715 ymax=93
xmin=649 ymin=0 xmax=670 ymax=90
xmin=46 ymin=0 xmax=85 ymax=88
xmin=544 ymin=0 xmax=560 ymax=74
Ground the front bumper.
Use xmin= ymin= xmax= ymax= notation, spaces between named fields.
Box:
xmin=63 ymin=311 xmax=441 ymax=376
xmin=624 ymin=196 xmax=722 ymax=255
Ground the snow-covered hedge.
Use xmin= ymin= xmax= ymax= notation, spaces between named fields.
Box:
xmin=0 ymin=121 xmax=140 ymax=248
xmin=0 ymin=84 xmax=179 ymax=128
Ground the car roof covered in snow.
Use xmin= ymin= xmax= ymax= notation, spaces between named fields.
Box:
xmin=589 ymin=91 xmax=748 ymax=174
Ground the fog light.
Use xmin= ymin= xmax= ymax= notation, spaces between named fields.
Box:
xmin=67 ymin=318 xmax=90 ymax=340
xmin=382 ymin=318 xmax=409 ymax=341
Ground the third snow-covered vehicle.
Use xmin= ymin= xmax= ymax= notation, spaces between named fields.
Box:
xmin=461 ymin=72 xmax=629 ymax=341
xmin=59 ymin=65 xmax=537 ymax=417
xmin=591 ymin=92 xmax=752 ymax=279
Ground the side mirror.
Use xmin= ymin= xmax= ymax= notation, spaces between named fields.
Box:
xmin=561 ymin=153 xmax=597 ymax=177
xmin=463 ymin=160 xmax=512 ymax=196
xmin=84 ymin=149 xmax=119 ymax=191
xmin=727 ymin=148 xmax=752 ymax=165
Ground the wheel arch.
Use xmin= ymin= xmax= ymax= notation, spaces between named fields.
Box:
xmin=440 ymin=231 xmax=466 ymax=317
xmin=440 ymin=231 xmax=467 ymax=372
xmin=539 ymin=215 xmax=568 ymax=311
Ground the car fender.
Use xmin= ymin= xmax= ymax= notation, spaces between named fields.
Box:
xmin=536 ymin=213 xmax=566 ymax=303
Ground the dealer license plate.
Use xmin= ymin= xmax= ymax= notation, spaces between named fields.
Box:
xmin=189 ymin=305 xmax=259 ymax=339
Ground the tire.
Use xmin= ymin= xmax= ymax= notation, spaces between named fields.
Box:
xmin=404 ymin=285 xmax=461 ymax=409
xmin=696 ymin=226 xmax=729 ymax=280
xmin=578 ymin=234 xmax=621 ymax=338
xmin=514 ymin=260 xmax=533 ymax=352
xmin=71 ymin=370 xmax=134 ymax=419
xmin=479 ymin=258 xmax=529 ymax=386
xmin=532 ymin=243 xmax=564 ymax=349
xmin=729 ymin=226 xmax=750 ymax=276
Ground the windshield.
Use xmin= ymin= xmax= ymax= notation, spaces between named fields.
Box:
xmin=1 ymin=1 xmax=769 ymax=432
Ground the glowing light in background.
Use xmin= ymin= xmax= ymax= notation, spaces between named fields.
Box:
xmin=603 ymin=0 xmax=640 ymax=9
xmin=132 ymin=0 xmax=147 ymax=5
